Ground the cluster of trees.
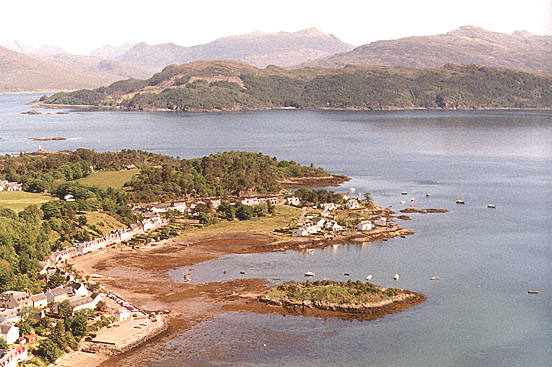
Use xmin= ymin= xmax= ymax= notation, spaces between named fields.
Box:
xmin=293 ymin=189 xmax=345 ymax=205
xmin=126 ymin=151 xmax=327 ymax=202
xmin=42 ymin=62 xmax=552 ymax=110
xmin=0 ymin=149 xmax=178 ymax=194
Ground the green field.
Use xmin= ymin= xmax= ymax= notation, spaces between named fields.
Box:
xmin=84 ymin=211 xmax=125 ymax=235
xmin=0 ymin=191 xmax=54 ymax=212
xmin=75 ymin=169 xmax=139 ymax=190
xmin=178 ymin=204 xmax=302 ymax=240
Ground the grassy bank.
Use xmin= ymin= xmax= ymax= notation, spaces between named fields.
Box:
xmin=75 ymin=169 xmax=140 ymax=190
xmin=0 ymin=191 xmax=54 ymax=212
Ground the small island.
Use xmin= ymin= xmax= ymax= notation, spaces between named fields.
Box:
xmin=30 ymin=136 xmax=67 ymax=141
xmin=259 ymin=280 xmax=425 ymax=320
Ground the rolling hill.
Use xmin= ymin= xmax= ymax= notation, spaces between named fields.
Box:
xmin=305 ymin=26 xmax=552 ymax=72
xmin=41 ymin=60 xmax=552 ymax=111
xmin=0 ymin=46 xmax=110 ymax=93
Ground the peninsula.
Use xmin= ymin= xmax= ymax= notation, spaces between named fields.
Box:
xmin=39 ymin=61 xmax=552 ymax=112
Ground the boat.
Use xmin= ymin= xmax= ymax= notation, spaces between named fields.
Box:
xmin=366 ymin=274 xmax=373 ymax=281
xmin=189 ymin=267 xmax=195 ymax=270
xmin=401 ymin=192 xmax=408 ymax=195
xmin=304 ymin=271 xmax=315 ymax=277
xmin=393 ymin=273 xmax=399 ymax=281
xmin=456 ymin=200 xmax=465 ymax=204
xmin=487 ymin=204 xmax=496 ymax=208
xmin=426 ymin=192 xmax=430 ymax=197
xmin=332 ymin=244 xmax=340 ymax=248
xmin=400 ymin=200 xmax=406 ymax=205
xmin=344 ymin=272 xmax=350 ymax=276
xmin=411 ymin=197 xmax=415 ymax=202
xmin=528 ymin=290 xmax=540 ymax=294
xmin=430 ymin=276 xmax=440 ymax=280
xmin=240 ymin=271 xmax=246 ymax=274
xmin=305 ymin=249 xmax=314 ymax=254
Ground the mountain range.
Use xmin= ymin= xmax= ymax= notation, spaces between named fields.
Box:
xmin=2 ymin=26 xmax=550 ymax=93
xmin=305 ymin=26 xmax=552 ymax=72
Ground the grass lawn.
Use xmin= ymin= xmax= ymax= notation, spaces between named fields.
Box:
xmin=0 ymin=191 xmax=54 ymax=212
xmin=74 ymin=169 xmax=139 ymax=190
xmin=85 ymin=211 xmax=125 ymax=235
xmin=178 ymin=205 xmax=302 ymax=240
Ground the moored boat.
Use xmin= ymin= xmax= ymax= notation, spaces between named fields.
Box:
xmin=304 ymin=271 xmax=315 ymax=277
xmin=456 ymin=200 xmax=465 ymax=204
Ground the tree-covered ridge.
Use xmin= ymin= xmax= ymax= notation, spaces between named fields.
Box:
xmin=41 ymin=61 xmax=552 ymax=110
xmin=127 ymin=151 xmax=328 ymax=202
xmin=0 ymin=149 xmax=177 ymax=193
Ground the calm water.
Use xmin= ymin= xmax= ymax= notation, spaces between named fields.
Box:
xmin=2 ymin=94 xmax=551 ymax=366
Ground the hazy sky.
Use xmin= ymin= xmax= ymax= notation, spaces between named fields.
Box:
xmin=2 ymin=0 xmax=551 ymax=54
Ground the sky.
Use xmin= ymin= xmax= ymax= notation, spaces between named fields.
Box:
xmin=1 ymin=0 xmax=551 ymax=54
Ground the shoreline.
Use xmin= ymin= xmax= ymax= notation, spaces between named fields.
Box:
xmin=65 ymin=220 xmax=416 ymax=367
xmin=32 ymin=100 xmax=552 ymax=113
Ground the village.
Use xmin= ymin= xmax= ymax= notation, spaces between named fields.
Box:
xmin=1 ymin=187 xmax=399 ymax=366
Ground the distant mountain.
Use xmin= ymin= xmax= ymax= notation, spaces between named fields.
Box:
xmin=39 ymin=53 xmax=154 ymax=81
xmin=42 ymin=60 xmax=552 ymax=111
xmin=0 ymin=46 xmax=110 ymax=93
xmin=305 ymin=26 xmax=552 ymax=72
xmin=117 ymin=28 xmax=354 ymax=69
xmin=0 ymin=40 xmax=67 ymax=56
xmin=89 ymin=43 xmax=137 ymax=59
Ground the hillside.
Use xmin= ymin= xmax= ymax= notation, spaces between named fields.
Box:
xmin=0 ymin=46 xmax=110 ymax=93
xmin=42 ymin=60 xmax=552 ymax=111
xmin=117 ymin=28 xmax=354 ymax=69
xmin=305 ymin=26 xmax=552 ymax=72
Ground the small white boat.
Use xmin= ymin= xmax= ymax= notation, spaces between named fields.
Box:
xmin=456 ymin=200 xmax=465 ymax=204
xmin=305 ymin=249 xmax=314 ymax=254
xmin=400 ymin=200 xmax=406 ymax=205
xmin=393 ymin=273 xmax=399 ymax=281
xmin=332 ymin=244 xmax=340 ymax=248
xmin=401 ymin=192 xmax=408 ymax=195
xmin=487 ymin=204 xmax=496 ymax=208
xmin=430 ymin=276 xmax=440 ymax=280
xmin=366 ymin=274 xmax=373 ymax=281
xmin=304 ymin=271 xmax=315 ymax=277
xmin=425 ymin=192 xmax=430 ymax=197
xmin=411 ymin=197 xmax=415 ymax=202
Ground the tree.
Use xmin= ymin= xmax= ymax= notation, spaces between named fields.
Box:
xmin=70 ymin=311 xmax=88 ymax=340
xmin=57 ymin=300 xmax=73 ymax=318
xmin=0 ymin=338 xmax=7 ymax=349
xmin=235 ymin=203 xmax=253 ymax=221
xmin=37 ymin=337 xmax=63 ymax=363
xmin=47 ymin=272 xmax=66 ymax=289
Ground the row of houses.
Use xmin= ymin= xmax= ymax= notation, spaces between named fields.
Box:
xmin=292 ymin=216 xmax=389 ymax=237
xmin=48 ymin=214 xmax=167 ymax=265
xmin=0 ymin=342 xmax=27 ymax=367
xmin=0 ymin=180 xmax=22 ymax=192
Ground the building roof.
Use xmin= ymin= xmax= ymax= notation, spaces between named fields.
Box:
xmin=0 ymin=323 xmax=16 ymax=334
xmin=68 ymin=296 xmax=94 ymax=308
xmin=48 ymin=286 xmax=72 ymax=297
xmin=30 ymin=293 xmax=47 ymax=302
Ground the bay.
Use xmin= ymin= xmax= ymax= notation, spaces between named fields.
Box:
xmin=1 ymin=94 xmax=551 ymax=366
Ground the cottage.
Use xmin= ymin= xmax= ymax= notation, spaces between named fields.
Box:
xmin=0 ymin=323 xmax=19 ymax=345
xmin=285 ymin=197 xmax=301 ymax=206
xmin=68 ymin=293 xmax=103 ymax=313
xmin=23 ymin=334 xmax=38 ymax=344
xmin=0 ymin=292 xmax=31 ymax=310
xmin=0 ymin=181 xmax=22 ymax=192
xmin=0 ymin=347 xmax=17 ymax=367
xmin=149 ymin=203 xmax=171 ymax=213
xmin=325 ymin=221 xmax=344 ymax=232
xmin=346 ymin=199 xmax=360 ymax=209
xmin=67 ymin=282 xmax=88 ymax=297
xmin=241 ymin=197 xmax=260 ymax=206
xmin=45 ymin=286 xmax=72 ymax=305
xmin=114 ymin=308 xmax=131 ymax=321
xmin=0 ymin=310 xmax=18 ymax=324
xmin=322 ymin=202 xmax=339 ymax=211
xmin=320 ymin=209 xmax=332 ymax=218
xmin=171 ymin=201 xmax=188 ymax=212
xmin=64 ymin=194 xmax=75 ymax=201
xmin=30 ymin=293 xmax=47 ymax=309
xmin=374 ymin=217 xmax=389 ymax=227
xmin=310 ymin=217 xmax=326 ymax=228
xmin=292 ymin=228 xmax=310 ymax=237
xmin=357 ymin=220 xmax=373 ymax=231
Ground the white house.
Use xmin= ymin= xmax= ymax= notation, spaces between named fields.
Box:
xmin=241 ymin=197 xmax=260 ymax=206
xmin=0 ymin=347 xmax=18 ymax=367
xmin=322 ymin=203 xmax=339 ymax=211
xmin=30 ymin=293 xmax=48 ymax=309
xmin=69 ymin=293 xmax=103 ymax=314
xmin=310 ymin=217 xmax=326 ymax=228
xmin=292 ymin=227 xmax=310 ymax=237
xmin=285 ymin=197 xmax=301 ymax=206
xmin=68 ymin=282 xmax=89 ymax=297
xmin=357 ymin=220 xmax=373 ymax=231
xmin=114 ymin=308 xmax=131 ymax=321
xmin=320 ymin=209 xmax=332 ymax=218
xmin=325 ymin=221 xmax=344 ymax=232
xmin=172 ymin=201 xmax=188 ymax=212
xmin=0 ymin=323 xmax=19 ymax=345
xmin=64 ymin=194 xmax=75 ymax=201
xmin=374 ymin=217 xmax=389 ymax=226
xmin=0 ymin=291 xmax=31 ymax=310
xmin=346 ymin=199 xmax=360 ymax=209
xmin=45 ymin=286 xmax=72 ymax=305
xmin=0 ymin=310 xmax=19 ymax=324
